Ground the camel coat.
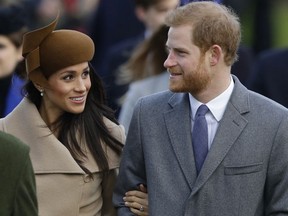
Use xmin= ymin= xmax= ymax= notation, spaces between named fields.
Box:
xmin=0 ymin=98 xmax=125 ymax=216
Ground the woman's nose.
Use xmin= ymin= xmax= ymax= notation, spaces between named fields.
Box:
xmin=74 ymin=78 xmax=86 ymax=92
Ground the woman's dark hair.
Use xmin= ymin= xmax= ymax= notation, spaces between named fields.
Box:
xmin=24 ymin=63 xmax=124 ymax=175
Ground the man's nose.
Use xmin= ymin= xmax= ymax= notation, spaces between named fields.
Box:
xmin=164 ymin=52 xmax=176 ymax=68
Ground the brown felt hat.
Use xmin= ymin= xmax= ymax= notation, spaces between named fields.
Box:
xmin=22 ymin=15 xmax=94 ymax=86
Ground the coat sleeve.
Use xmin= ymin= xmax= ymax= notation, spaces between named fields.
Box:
xmin=265 ymin=115 xmax=288 ymax=214
xmin=13 ymin=149 xmax=38 ymax=216
xmin=113 ymin=98 xmax=147 ymax=215
xmin=101 ymin=169 xmax=118 ymax=216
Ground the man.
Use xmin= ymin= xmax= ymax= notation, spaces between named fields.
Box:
xmin=0 ymin=131 xmax=38 ymax=215
xmin=113 ymin=1 xmax=288 ymax=215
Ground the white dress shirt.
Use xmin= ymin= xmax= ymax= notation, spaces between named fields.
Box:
xmin=189 ymin=76 xmax=234 ymax=149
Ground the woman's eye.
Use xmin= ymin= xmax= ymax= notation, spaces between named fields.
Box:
xmin=62 ymin=75 xmax=73 ymax=80
xmin=82 ymin=71 xmax=90 ymax=78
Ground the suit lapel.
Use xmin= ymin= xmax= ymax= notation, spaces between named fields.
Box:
xmin=191 ymin=76 xmax=250 ymax=195
xmin=164 ymin=93 xmax=197 ymax=189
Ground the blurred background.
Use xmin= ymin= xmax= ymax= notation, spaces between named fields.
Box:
xmin=1 ymin=0 xmax=288 ymax=121
xmin=1 ymin=0 xmax=287 ymax=53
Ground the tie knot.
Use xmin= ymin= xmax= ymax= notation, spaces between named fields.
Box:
xmin=196 ymin=104 xmax=209 ymax=117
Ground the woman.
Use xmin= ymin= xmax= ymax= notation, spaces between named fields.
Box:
xmin=118 ymin=25 xmax=169 ymax=133
xmin=0 ymin=5 xmax=29 ymax=117
xmin=0 ymin=15 xmax=148 ymax=215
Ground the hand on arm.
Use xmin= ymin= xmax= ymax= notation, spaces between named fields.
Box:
xmin=124 ymin=184 xmax=148 ymax=216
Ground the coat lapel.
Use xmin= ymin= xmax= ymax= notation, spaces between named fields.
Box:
xmin=164 ymin=93 xmax=197 ymax=189
xmin=3 ymin=98 xmax=85 ymax=174
xmin=191 ymin=76 xmax=250 ymax=195
xmin=1 ymin=98 xmax=124 ymax=175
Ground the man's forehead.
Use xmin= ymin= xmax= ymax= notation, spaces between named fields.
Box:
xmin=167 ymin=25 xmax=192 ymax=37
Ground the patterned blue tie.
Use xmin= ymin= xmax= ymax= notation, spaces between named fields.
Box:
xmin=192 ymin=104 xmax=209 ymax=175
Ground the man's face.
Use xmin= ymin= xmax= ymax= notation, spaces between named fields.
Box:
xmin=164 ymin=25 xmax=211 ymax=95
xmin=141 ymin=0 xmax=179 ymax=33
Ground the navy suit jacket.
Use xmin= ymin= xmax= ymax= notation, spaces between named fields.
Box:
xmin=247 ymin=48 xmax=288 ymax=108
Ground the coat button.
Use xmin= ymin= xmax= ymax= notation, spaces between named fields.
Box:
xmin=83 ymin=174 xmax=91 ymax=183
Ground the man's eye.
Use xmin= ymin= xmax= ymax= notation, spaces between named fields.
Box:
xmin=178 ymin=51 xmax=186 ymax=56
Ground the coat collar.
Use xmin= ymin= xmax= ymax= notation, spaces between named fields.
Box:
xmin=2 ymin=98 xmax=123 ymax=174
xmin=164 ymin=75 xmax=250 ymax=192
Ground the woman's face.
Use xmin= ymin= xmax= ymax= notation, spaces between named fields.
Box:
xmin=40 ymin=62 xmax=91 ymax=122
xmin=0 ymin=35 xmax=23 ymax=78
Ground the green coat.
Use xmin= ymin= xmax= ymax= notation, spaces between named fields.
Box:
xmin=0 ymin=131 xmax=38 ymax=216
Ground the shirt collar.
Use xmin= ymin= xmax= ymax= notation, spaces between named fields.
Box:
xmin=189 ymin=76 xmax=234 ymax=121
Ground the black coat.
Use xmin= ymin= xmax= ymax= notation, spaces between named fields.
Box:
xmin=247 ymin=48 xmax=288 ymax=108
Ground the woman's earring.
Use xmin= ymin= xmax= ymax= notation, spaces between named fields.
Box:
xmin=40 ymin=89 xmax=44 ymax=97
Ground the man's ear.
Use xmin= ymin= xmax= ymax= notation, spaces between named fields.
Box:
xmin=209 ymin=45 xmax=222 ymax=66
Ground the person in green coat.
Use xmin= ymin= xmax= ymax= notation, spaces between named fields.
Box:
xmin=0 ymin=131 xmax=38 ymax=215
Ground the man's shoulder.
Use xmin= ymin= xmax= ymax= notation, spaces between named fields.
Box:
xmin=255 ymin=48 xmax=288 ymax=72
xmin=248 ymin=90 xmax=288 ymax=116
xmin=258 ymin=48 xmax=288 ymax=62
xmin=141 ymin=90 xmax=174 ymax=102
xmin=135 ymin=91 xmax=185 ymax=112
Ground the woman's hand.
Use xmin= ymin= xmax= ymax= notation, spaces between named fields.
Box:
xmin=124 ymin=184 xmax=148 ymax=215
